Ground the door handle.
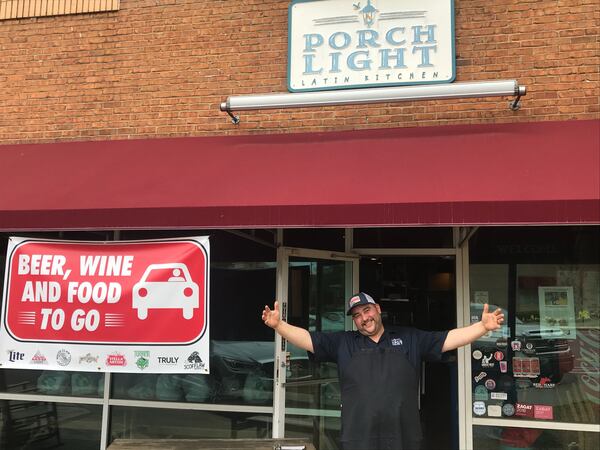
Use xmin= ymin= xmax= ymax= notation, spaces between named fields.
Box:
xmin=421 ymin=361 xmax=425 ymax=395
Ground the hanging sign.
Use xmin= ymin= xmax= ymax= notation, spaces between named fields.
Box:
xmin=288 ymin=0 xmax=455 ymax=91
xmin=1 ymin=236 xmax=210 ymax=374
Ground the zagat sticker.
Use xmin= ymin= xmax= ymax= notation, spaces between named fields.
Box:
xmin=534 ymin=405 xmax=553 ymax=420
xmin=494 ymin=351 xmax=504 ymax=361
xmin=515 ymin=403 xmax=534 ymax=418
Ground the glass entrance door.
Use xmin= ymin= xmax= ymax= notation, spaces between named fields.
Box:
xmin=272 ymin=247 xmax=358 ymax=449
xmin=360 ymin=255 xmax=459 ymax=450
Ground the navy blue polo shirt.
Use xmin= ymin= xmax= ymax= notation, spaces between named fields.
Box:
xmin=309 ymin=326 xmax=449 ymax=375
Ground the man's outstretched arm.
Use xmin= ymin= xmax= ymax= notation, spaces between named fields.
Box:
xmin=442 ymin=303 xmax=505 ymax=352
xmin=262 ymin=301 xmax=314 ymax=353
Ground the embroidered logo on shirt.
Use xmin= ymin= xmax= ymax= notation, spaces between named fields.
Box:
xmin=391 ymin=338 xmax=403 ymax=346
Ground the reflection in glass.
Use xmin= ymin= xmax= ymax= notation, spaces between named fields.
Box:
xmin=111 ymin=340 xmax=278 ymax=405
xmin=112 ymin=252 xmax=277 ymax=406
xmin=469 ymin=227 xmax=600 ymax=425
xmin=110 ymin=406 xmax=271 ymax=441
xmin=286 ymin=257 xmax=347 ymax=410
xmin=0 ymin=369 xmax=104 ymax=398
xmin=0 ymin=402 xmax=102 ymax=450
xmin=473 ymin=425 xmax=599 ymax=450
xmin=354 ymin=227 xmax=454 ymax=248
xmin=284 ymin=228 xmax=346 ymax=251
xmin=284 ymin=257 xmax=347 ymax=450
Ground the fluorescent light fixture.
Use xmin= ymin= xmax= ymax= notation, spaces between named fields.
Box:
xmin=220 ymin=80 xmax=526 ymax=123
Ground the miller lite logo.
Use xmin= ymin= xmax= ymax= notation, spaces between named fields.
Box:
xmin=7 ymin=350 xmax=25 ymax=362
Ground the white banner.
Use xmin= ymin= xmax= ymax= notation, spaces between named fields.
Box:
xmin=1 ymin=236 xmax=210 ymax=374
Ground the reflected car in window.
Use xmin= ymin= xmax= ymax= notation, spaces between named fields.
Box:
xmin=209 ymin=340 xmax=312 ymax=404
xmin=308 ymin=310 xmax=345 ymax=332
xmin=471 ymin=303 xmax=575 ymax=383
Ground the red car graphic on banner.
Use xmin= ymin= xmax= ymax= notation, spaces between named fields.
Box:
xmin=133 ymin=263 xmax=200 ymax=320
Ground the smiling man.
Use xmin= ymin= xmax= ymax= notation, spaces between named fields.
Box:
xmin=262 ymin=292 xmax=504 ymax=450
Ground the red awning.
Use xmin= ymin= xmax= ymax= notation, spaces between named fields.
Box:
xmin=1 ymin=120 xmax=598 ymax=230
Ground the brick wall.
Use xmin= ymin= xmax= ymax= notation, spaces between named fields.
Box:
xmin=0 ymin=0 xmax=598 ymax=143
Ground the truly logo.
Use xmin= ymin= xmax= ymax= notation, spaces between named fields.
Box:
xmin=157 ymin=356 xmax=179 ymax=365
xmin=8 ymin=350 xmax=25 ymax=362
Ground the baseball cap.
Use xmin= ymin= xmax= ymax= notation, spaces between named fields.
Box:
xmin=346 ymin=292 xmax=376 ymax=315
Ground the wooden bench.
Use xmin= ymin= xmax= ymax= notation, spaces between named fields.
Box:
xmin=108 ymin=438 xmax=316 ymax=450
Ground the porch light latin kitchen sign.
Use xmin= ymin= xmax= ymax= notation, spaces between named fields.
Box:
xmin=0 ymin=236 xmax=209 ymax=374
xmin=288 ymin=0 xmax=455 ymax=91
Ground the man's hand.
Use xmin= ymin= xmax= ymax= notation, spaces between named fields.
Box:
xmin=442 ymin=303 xmax=506 ymax=352
xmin=481 ymin=303 xmax=504 ymax=331
xmin=262 ymin=301 xmax=281 ymax=329
xmin=261 ymin=301 xmax=314 ymax=352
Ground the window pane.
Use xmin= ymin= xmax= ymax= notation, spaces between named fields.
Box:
xmin=469 ymin=226 xmax=600 ymax=424
xmin=473 ymin=425 xmax=599 ymax=450
xmin=514 ymin=264 xmax=599 ymax=424
xmin=0 ymin=232 xmax=117 ymax=402
xmin=111 ymin=230 xmax=277 ymax=406
xmin=110 ymin=406 xmax=271 ymax=441
xmin=0 ymin=402 xmax=102 ymax=450
xmin=284 ymin=228 xmax=346 ymax=251
xmin=354 ymin=227 xmax=453 ymax=248
xmin=284 ymin=257 xmax=348 ymax=424
xmin=0 ymin=369 xmax=104 ymax=398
